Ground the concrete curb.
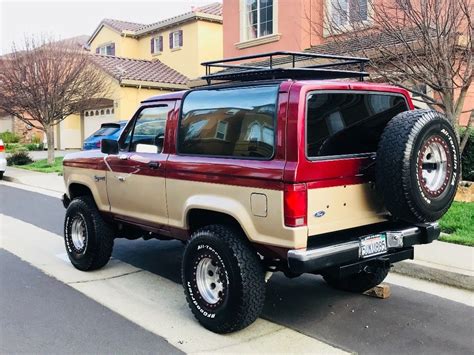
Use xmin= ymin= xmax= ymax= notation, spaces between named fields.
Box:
xmin=392 ymin=261 xmax=474 ymax=291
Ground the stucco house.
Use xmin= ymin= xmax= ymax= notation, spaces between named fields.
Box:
xmin=222 ymin=0 xmax=472 ymax=126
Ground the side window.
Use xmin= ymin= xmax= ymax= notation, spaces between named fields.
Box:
xmin=121 ymin=106 xmax=170 ymax=153
xmin=178 ymin=85 xmax=279 ymax=159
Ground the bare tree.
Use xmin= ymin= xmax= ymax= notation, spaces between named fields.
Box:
xmin=0 ymin=37 xmax=112 ymax=164
xmin=313 ymin=0 xmax=473 ymax=152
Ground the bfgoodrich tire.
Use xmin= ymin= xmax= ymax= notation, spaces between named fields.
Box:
xmin=182 ymin=225 xmax=266 ymax=333
xmin=64 ymin=196 xmax=114 ymax=271
xmin=323 ymin=266 xmax=390 ymax=293
xmin=376 ymin=110 xmax=460 ymax=223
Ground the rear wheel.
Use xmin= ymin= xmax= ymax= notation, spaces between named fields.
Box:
xmin=323 ymin=265 xmax=390 ymax=293
xmin=0 ymin=171 xmax=3 ymax=180
xmin=64 ymin=196 xmax=114 ymax=271
xmin=182 ymin=225 xmax=266 ymax=333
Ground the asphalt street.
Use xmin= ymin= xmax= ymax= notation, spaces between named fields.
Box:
xmin=0 ymin=249 xmax=181 ymax=354
xmin=1 ymin=183 xmax=473 ymax=354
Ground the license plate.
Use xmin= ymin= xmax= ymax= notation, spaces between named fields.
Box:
xmin=359 ymin=233 xmax=387 ymax=259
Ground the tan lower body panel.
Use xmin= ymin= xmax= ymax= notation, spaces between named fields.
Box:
xmin=166 ymin=178 xmax=308 ymax=249
xmin=64 ymin=167 xmax=110 ymax=212
xmin=307 ymin=183 xmax=388 ymax=236
xmin=106 ymin=172 xmax=167 ymax=225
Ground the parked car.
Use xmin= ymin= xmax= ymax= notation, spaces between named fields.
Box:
xmin=0 ymin=139 xmax=6 ymax=179
xmin=61 ymin=52 xmax=460 ymax=334
xmin=82 ymin=121 xmax=127 ymax=150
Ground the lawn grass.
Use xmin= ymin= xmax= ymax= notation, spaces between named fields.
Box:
xmin=439 ymin=201 xmax=474 ymax=247
xmin=16 ymin=157 xmax=63 ymax=174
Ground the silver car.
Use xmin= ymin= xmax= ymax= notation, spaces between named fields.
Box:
xmin=0 ymin=139 xmax=6 ymax=179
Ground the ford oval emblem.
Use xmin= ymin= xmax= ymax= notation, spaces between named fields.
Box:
xmin=314 ymin=211 xmax=325 ymax=218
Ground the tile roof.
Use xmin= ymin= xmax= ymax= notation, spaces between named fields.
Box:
xmin=306 ymin=30 xmax=426 ymax=57
xmin=133 ymin=2 xmax=223 ymax=36
xmin=102 ymin=18 xmax=145 ymax=32
xmin=88 ymin=3 xmax=222 ymax=44
xmin=237 ymin=30 xmax=428 ymax=69
xmin=194 ymin=2 xmax=223 ymax=16
xmin=91 ymin=55 xmax=188 ymax=86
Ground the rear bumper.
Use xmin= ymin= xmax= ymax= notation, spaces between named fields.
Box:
xmin=287 ymin=222 xmax=439 ymax=274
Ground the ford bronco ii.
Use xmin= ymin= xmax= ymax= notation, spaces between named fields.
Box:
xmin=62 ymin=52 xmax=460 ymax=333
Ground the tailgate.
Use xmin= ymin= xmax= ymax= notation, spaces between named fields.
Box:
xmin=307 ymin=182 xmax=387 ymax=236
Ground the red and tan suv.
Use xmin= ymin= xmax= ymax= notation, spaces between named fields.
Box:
xmin=62 ymin=52 xmax=460 ymax=333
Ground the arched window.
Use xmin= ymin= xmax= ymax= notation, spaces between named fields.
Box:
xmin=95 ymin=110 xmax=99 ymax=115
xmin=111 ymin=108 xmax=115 ymax=114
xmin=85 ymin=112 xmax=89 ymax=117
xmin=106 ymin=109 xmax=110 ymax=115
xmin=90 ymin=111 xmax=94 ymax=116
xmin=100 ymin=109 xmax=104 ymax=115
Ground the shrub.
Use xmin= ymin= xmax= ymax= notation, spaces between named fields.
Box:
xmin=460 ymin=127 xmax=474 ymax=181
xmin=25 ymin=143 xmax=43 ymax=151
xmin=7 ymin=151 xmax=33 ymax=166
xmin=0 ymin=131 xmax=21 ymax=143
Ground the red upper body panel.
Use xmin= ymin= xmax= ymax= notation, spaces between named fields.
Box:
xmin=64 ymin=80 xmax=415 ymax=190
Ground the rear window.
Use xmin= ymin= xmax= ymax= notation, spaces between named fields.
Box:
xmin=93 ymin=126 xmax=120 ymax=137
xmin=306 ymin=92 xmax=408 ymax=158
xmin=178 ymin=85 xmax=279 ymax=159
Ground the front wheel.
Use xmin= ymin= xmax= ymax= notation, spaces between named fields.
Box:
xmin=64 ymin=196 xmax=114 ymax=271
xmin=182 ymin=225 xmax=266 ymax=333
xmin=323 ymin=265 xmax=390 ymax=293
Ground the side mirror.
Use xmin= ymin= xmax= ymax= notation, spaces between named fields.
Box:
xmin=101 ymin=139 xmax=119 ymax=155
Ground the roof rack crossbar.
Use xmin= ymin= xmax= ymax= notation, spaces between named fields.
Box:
xmin=201 ymin=51 xmax=370 ymax=84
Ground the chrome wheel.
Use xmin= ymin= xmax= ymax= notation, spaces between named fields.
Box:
xmin=418 ymin=136 xmax=452 ymax=197
xmin=196 ymin=257 xmax=224 ymax=304
xmin=71 ymin=215 xmax=87 ymax=251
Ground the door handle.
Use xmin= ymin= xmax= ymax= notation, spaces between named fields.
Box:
xmin=148 ymin=161 xmax=161 ymax=169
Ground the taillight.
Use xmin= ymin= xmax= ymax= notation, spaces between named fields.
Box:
xmin=284 ymin=183 xmax=307 ymax=227
xmin=0 ymin=144 xmax=4 ymax=152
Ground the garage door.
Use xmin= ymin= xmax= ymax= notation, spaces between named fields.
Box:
xmin=83 ymin=108 xmax=116 ymax=139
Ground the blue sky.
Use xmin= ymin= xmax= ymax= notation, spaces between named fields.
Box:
xmin=0 ymin=0 xmax=222 ymax=54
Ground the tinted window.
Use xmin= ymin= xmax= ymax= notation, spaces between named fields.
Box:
xmin=121 ymin=106 xmax=169 ymax=153
xmin=306 ymin=92 xmax=408 ymax=158
xmin=179 ymin=85 xmax=279 ymax=159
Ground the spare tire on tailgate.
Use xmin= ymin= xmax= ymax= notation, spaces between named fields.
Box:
xmin=376 ymin=109 xmax=460 ymax=223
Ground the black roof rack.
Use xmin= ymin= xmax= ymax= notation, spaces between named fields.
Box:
xmin=201 ymin=51 xmax=370 ymax=85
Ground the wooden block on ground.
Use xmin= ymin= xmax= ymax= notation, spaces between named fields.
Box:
xmin=363 ymin=283 xmax=391 ymax=299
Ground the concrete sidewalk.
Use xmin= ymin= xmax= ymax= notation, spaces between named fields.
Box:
xmin=2 ymin=167 xmax=473 ymax=290
xmin=393 ymin=241 xmax=474 ymax=290
xmin=2 ymin=166 xmax=65 ymax=193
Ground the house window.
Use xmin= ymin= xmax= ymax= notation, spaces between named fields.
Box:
xmin=169 ymin=30 xmax=183 ymax=49
xmin=244 ymin=0 xmax=274 ymax=40
xmin=96 ymin=43 xmax=115 ymax=56
xmin=215 ymin=121 xmax=228 ymax=140
xmin=151 ymin=36 xmax=163 ymax=54
xmin=330 ymin=0 xmax=368 ymax=26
